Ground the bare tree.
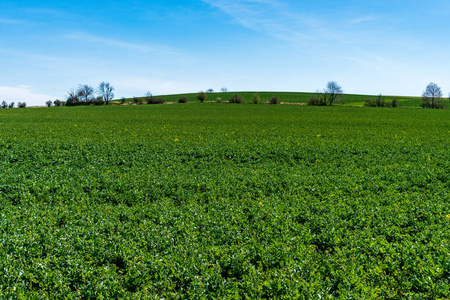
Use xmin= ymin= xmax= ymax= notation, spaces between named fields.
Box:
xmin=98 ymin=82 xmax=115 ymax=104
xmin=66 ymin=88 xmax=80 ymax=106
xmin=325 ymin=81 xmax=343 ymax=105
xmin=197 ymin=91 xmax=206 ymax=103
xmin=221 ymin=87 xmax=228 ymax=93
xmin=422 ymin=82 xmax=443 ymax=108
xmin=77 ymin=84 xmax=95 ymax=103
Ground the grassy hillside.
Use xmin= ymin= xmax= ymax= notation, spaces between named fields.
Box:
xmin=1 ymin=104 xmax=450 ymax=297
xmin=119 ymin=91 xmax=425 ymax=107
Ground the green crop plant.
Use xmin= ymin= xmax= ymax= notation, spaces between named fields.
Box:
xmin=0 ymin=104 xmax=449 ymax=298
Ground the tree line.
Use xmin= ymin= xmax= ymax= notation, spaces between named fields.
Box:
xmin=45 ymin=82 xmax=115 ymax=107
xmin=0 ymin=101 xmax=26 ymax=109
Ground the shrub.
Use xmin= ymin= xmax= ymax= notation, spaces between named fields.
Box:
xmin=178 ymin=96 xmax=188 ymax=103
xmin=252 ymin=93 xmax=261 ymax=104
xmin=18 ymin=102 xmax=26 ymax=108
xmin=229 ymin=94 xmax=243 ymax=103
xmin=147 ymin=97 xmax=164 ymax=104
xmin=365 ymin=95 xmax=391 ymax=107
xmin=364 ymin=99 xmax=376 ymax=107
xmin=216 ymin=97 xmax=222 ymax=103
xmin=46 ymin=100 xmax=53 ymax=107
xmin=145 ymin=92 xmax=154 ymax=104
xmin=421 ymin=99 xmax=444 ymax=109
xmin=308 ymin=96 xmax=327 ymax=106
xmin=1 ymin=101 xmax=7 ymax=109
xmin=270 ymin=96 xmax=279 ymax=104
xmin=54 ymin=100 xmax=61 ymax=107
xmin=197 ymin=92 xmax=206 ymax=103
xmin=8 ymin=102 xmax=14 ymax=108
xmin=94 ymin=96 xmax=104 ymax=105
xmin=133 ymin=97 xmax=142 ymax=105
xmin=121 ymin=97 xmax=126 ymax=104
xmin=391 ymin=98 xmax=399 ymax=108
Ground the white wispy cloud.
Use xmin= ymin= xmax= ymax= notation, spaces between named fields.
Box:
xmin=0 ymin=86 xmax=56 ymax=106
xmin=113 ymin=77 xmax=197 ymax=97
xmin=201 ymin=0 xmax=332 ymax=46
xmin=0 ymin=17 xmax=24 ymax=24
xmin=349 ymin=16 xmax=378 ymax=24
xmin=65 ymin=33 xmax=179 ymax=55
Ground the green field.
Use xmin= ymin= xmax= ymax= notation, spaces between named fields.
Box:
xmin=1 ymin=104 xmax=450 ymax=298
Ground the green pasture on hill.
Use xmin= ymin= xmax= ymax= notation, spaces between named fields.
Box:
xmin=1 ymin=104 xmax=450 ymax=298
xmin=122 ymin=91 xmax=425 ymax=107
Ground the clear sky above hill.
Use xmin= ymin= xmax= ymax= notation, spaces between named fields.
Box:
xmin=1 ymin=0 xmax=449 ymax=106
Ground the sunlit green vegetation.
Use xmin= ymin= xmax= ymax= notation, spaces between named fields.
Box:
xmin=1 ymin=104 xmax=450 ymax=298
xmin=118 ymin=91 xmax=424 ymax=107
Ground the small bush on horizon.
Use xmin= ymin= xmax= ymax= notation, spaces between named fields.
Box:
xmin=8 ymin=102 xmax=14 ymax=108
xmin=94 ymin=96 xmax=105 ymax=105
xmin=178 ymin=96 xmax=188 ymax=103
xmin=18 ymin=102 xmax=26 ymax=108
xmin=46 ymin=100 xmax=53 ymax=107
xmin=197 ymin=92 xmax=206 ymax=103
xmin=391 ymin=98 xmax=399 ymax=107
xmin=252 ymin=93 xmax=261 ymax=104
xmin=147 ymin=97 xmax=164 ymax=104
xmin=270 ymin=96 xmax=279 ymax=104
xmin=229 ymin=94 xmax=243 ymax=103
xmin=308 ymin=96 xmax=327 ymax=106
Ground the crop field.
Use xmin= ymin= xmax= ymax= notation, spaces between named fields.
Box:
xmin=1 ymin=104 xmax=450 ymax=298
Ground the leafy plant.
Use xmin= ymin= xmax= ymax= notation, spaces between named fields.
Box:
xmin=252 ymin=93 xmax=261 ymax=104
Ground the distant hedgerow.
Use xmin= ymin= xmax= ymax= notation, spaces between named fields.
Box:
xmin=147 ymin=97 xmax=165 ymax=104
xmin=308 ymin=96 xmax=327 ymax=106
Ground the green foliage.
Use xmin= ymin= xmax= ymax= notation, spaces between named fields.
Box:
xmin=133 ymin=97 xmax=143 ymax=105
xmin=421 ymin=98 xmax=445 ymax=109
xmin=391 ymin=98 xmax=399 ymax=107
xmin=147 ymin=97 xmax=164 ymax=104
xmin=197 ymin=92 xmax=206 ymax=103
xmin=270 ymin=96 xmax=279 ymax=104
xmin=1 ymin=105 xmax=450 ymax=297
xmin=117 ymin=91 xmax=423 ymax=107
xmin=178 ymin=96 xmax=188 ymax=103
xmin=308 ymin=95 xmax=327 ymax=106
xmin=229 ymin=93 xmax=243 ymax=103
xmin=251 ymin=93 xmax=261 ymax=104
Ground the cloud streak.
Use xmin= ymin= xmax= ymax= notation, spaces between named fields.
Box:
xmin=65 ymin=33 xmax=179 ymax=55
xmin=0 ymin=86 xmax=56 ymax=106
xmin=202 ymin=0 xmax=325 ymax=45
xmin=0 ymin=17 xmax=24 ymax=24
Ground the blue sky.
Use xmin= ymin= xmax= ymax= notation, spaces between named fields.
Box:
xmin=1 ymin=0 xmax=450 ymax=106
